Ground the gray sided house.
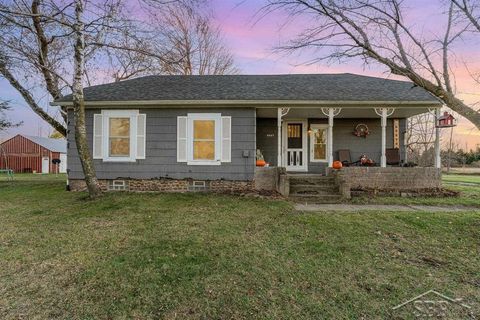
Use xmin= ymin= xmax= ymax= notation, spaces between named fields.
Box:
xmin=54 ymin=74 xmax=443 ymax=199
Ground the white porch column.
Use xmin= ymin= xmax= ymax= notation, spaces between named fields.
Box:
xmin=277 ymin=108 xmax=282 ymax=167
xmin=434 ymin=108 xmax=441 ymax=169
xmin=321 ymin=108 xmax=341 ymax=167
xmin=277 ymin=107 xmax=290 ymax=167
xmin=374 ymin=108 xmax=395 ymax=167
xmin=327 ymin=109 xmax=334 ymax=167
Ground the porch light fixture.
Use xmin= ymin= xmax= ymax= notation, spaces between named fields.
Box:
xmin=307 ymin=124 xmax=312 ymax=135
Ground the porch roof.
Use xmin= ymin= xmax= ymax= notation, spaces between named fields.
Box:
xmin=256 ymin=106 xmax=432 ymax=118
xmin=53 ymin=73 xmax=442 ymax=107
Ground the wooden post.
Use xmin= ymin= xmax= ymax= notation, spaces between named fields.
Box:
xmin=277 ymin=108 xmax=282 ymax=167
xmin=328 ymin=108 xmax=334 ymax=167
xmin=381 ymin=108 xmax=387 ymax=167
xmin=321 ymin=108 xmax=341 ymax=167
xmin=435 ymin=108 xmax=441 ymax=169
xmin=374 ymin=108 xmax=395 ymax=167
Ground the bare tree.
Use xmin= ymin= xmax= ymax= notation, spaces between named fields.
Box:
xmin=405 ymin=113 xmax=437 ymax=166
xmin=72 ymin=0 xmax=101 ymax=198
xmin=264 ymin=0 xmax=480 ymax=129
xmin=0 ymin=100 xmax=22 ymax=132
xmin=154 ymin=5 xmax=238 ymax=75
xmin=452 ymin=0 xmax=480 ymax=33
xmin=0 ymin=0 xmax=145 ymax=198
xmin=0 ymin=0 xmax=234 ymax=198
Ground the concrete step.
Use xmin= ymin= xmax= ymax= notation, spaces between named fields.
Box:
xmin=288 ymin=176 xmax=335 ymax=185
xmin=289 ymin=194 xmax=343 ymax=204
xmin=290 ymin=184 xmax=339 ymax=195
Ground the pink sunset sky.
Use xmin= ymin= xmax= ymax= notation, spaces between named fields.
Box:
xmin=1 ymin=0 xmax=479 ymax=149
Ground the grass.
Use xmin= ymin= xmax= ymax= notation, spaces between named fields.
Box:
xmin=350 ymin=174 xmax=480 ymax=207
xmin=0 ymin=175 xmax=479 ymax=319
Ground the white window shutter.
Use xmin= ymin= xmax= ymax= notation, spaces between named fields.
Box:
xmin=221 ymin=116 xmax=231 ymax=162
xmin=136 ymin=114 xmax=146 ymax=159
xmin=177 ymin=116 xmax=187 ymax=162
xmin=93 ymin=114 xmax=103 ymax=159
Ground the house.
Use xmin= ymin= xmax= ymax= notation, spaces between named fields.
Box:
xmin=53 ymin=74 xmax=443 ymax=199
xmin=0 ymin=134 xmax=67 ymax=174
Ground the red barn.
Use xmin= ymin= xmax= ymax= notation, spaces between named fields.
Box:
xmin=0 ymin=134 xmax=67 ymax=174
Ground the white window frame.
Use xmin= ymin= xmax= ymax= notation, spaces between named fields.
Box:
xmin=187 ymin=113 xmax=221 ymax=166
xmin=102 ymin=109 xmax=138 ymax=162
xmin=309 ymin=124 xmax=329 ymax=163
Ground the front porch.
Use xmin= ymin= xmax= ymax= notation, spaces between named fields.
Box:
xmin=254 ymin=166 xmax=442 ymax=203
xmin=253 ymin=105 xmax=444 ymax=202
xmin=255 ymin=106 xmax=442 ymax=174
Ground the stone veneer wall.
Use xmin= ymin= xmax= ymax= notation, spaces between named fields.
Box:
xmin=69 ymin=178 xmax=253 ymax=193
xmin=329 ymin=167 xmax=442 ymax=198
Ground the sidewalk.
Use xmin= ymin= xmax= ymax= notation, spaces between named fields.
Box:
xmin=294 ymin=203 xmax=476 ymax=212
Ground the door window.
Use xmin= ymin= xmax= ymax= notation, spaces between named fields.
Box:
xmin=287 ymin=124 xmax=303 ymax=148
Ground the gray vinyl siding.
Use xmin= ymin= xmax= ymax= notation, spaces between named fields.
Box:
xmin=256 ymin=118 xmax=406 ymax=174
xmin=256 ymin=118 xmax=278 ymax=166
xmin=67 ymin=108 xmax=256 ymax=181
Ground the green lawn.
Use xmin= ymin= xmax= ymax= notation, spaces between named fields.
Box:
xmin=0 ymin=175 xmax=479 ymax=319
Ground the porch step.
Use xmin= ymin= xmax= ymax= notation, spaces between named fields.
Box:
xmin=288 ymin=175 xmax=335 ymax=185
xmin=287 ymin=174 xmax=342 ymax=203
xmin=290 ymin=184 xmax=338 ymax=195
xmin=289 ymin=194 xmax=343 ymax=204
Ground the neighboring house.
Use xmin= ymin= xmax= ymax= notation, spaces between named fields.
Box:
xmin=0 ymin=134 xmax=67 ymax=174
xmin=53 ymin=74 xmax=443 ymax=198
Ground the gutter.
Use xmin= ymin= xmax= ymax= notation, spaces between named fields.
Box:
xmin=51 ymin=99 xmax=442 ymax=108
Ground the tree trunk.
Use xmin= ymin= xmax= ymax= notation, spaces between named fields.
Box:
xmin=72 ymin=0 xmax=102 ymax=198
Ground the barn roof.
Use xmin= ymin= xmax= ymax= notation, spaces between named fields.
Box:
xmin=23 ymin=135 xmax=67 ymax=153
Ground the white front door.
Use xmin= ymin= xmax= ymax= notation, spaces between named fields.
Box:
xmin=282 ymin=120 xmax=308 ymax=171
xmin=41 ymin=156 xmax=49 ymax=174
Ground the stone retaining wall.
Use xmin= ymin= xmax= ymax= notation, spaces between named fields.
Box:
xmin=329 ymin=167 xmax=442 ymax=199
xmin=69 ymin=178 xmax=253 ymax=193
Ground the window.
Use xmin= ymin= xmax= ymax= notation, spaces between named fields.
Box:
xmin=93 ymin=110 xmax=146 ymax=162
xmin=287 ymin=123 xmax=303 ymax=148
xmin=177 ymin=113 xmax=231 ymax=165
xmin=193 ymin=120 xmax=215 ymax=160
xmin=109 ymin=118 xmax=130 ymax=157
xmin=310 ymin=124 xmax=328 ymax=162
xmin=108 ymin=180 xmax=129 ymax=191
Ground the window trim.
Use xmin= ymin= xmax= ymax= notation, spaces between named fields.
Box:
xmin=309 ymin=124 xmax=328 ymax=163
xmin=187 ymin=113 xmax=222 ymax=166
xmin=102 ymin=109 xmax=138 ymax=162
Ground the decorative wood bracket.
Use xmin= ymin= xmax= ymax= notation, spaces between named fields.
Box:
xmin=373 ymin=107 xmax=395 ymax=117
xmin=321 ymin=107 xmax=342 ymax=117
xmin=280 ymin=107 xmax=290 ymax=118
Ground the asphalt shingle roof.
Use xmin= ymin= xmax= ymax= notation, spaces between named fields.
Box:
xmin=55 ymin=73 xmax=440 ymax=103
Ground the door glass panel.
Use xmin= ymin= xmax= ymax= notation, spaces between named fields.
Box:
xmin=287 ymin=124 xmax=302 ymax=148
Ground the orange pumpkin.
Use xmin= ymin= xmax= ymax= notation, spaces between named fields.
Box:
xmin=332 ymin=160 xmax=343 ymax=170
xmin=256 ymin=160 xmax=266 ymax=167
